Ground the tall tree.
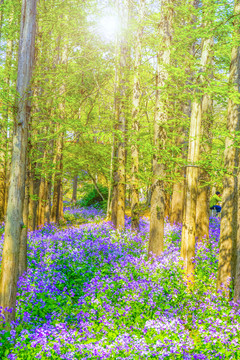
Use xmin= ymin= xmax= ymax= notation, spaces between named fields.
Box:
xmin=170 ymin=0 xmax=198 ymax=226
xmin=235 ymin=155 xmax=240 ymax=301
xmin=0 ymin=0 xmax=37 ymax=323
xmin=195 ymin=41 xmax=213 ymax=242
xmin=51 ymin=42 xmax=67 ymax=224
xmin=130 ymin=0 xmax=145 ymax=231
xmin=0 ymin=11 xmax=14 ymax=222
xmin=217 ymin=0 xmax=240 ymax=296
xmin=181 ymin=8 xmax=214 ymax=284
xmin=148 ymin=0 xmax=173 ymax=259
xmin=18 ymin=153 xmax=30 ymax=277
xmin=170 ymin=128 xmax=185 ymax=225
xmin=111 ymin=0 xmax=130 ymax=230
xmin=51 ymin=125 xmax=64 ymax=224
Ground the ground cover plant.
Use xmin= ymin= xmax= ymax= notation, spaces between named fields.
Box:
xmin=0 ymin=211 xmax=239 ymax=359
xmin=63 ymin=205 xmax=105 ymax=225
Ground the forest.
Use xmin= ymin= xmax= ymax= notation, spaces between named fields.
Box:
xmin=0 ymin=0 xmax=239 ymax=358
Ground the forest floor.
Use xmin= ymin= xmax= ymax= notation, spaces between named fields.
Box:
xmin=0 ymin=206 xmax=239 ymax=360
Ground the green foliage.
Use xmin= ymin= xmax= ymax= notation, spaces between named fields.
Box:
xmin=63 ymin=211 xmax=86 ymax=225
xmin=78 ymin=184 xmax=108 ymax=209
xmin=0 ymin=223 xmax=4 ymax=236
xmin=1 ymin=219 xmax=239 ymax=359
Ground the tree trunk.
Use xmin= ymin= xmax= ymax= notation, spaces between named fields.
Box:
xmin=111 ymin=1 xmax=129 ymax=230
xmin=196 ymin=38 xmax=213 ymax=242
xmin=45 ymin=137 xmax=54 ymax=224
xmin=28 ymin=132 xmax=40 ymax=231
xmin=111 ymin=137 xmax=118 ymax=226
xmin=164 ymin=191 xmax=171 ymax=219
xmin=0 ymin=0 xmax=37 ymax=323
xmin=180 ymin=105 xmax=201 ymax=284
xmin=28 ymin=164 xmax=39 ymax=231
xmin=19 ymin=160 xmax=29 ymax=278
xmin=196 ymin=174 xmax=210 ymax=241
xmin=146 ymin=187 xmax=151 ymax=206
xmin=71 ymin=133 xmax=79 ymax=205
xmin=181 ymin=25 xmax=214 ymax=285
xmin=170 ymin=180 xmax=184 ymax=224
xmin=36 ymin=147 xmax=47 ymax=227
xmin=0 ymin=36 xmax=13 ymax=222
xmin=170 ymin=125 xmax=186 ymax=225
xmin=170 ymin=0 xmax=199 ymax=226
xmin=130 ymin=0 xmax=144 ymax=232
xmin=45 ymin=179 xmax=52 ymax=224
xmin=107 ymin=141 xmax=114 ymax=220
xmin=87 ymin=168 xmax=105 ymax=201
xmin=4 ymin=153 xmax=10 ymax=217
xmin=51 ymin=133 xmax=64 ymax=224
xmin=217 ymin=0 xmax=240 ymax=295
xmin=37 ymin=177 xmax=48 ymax=228
xmin=51 ymin=43 xmax=67 ymax=225
xmin=234 ymin=160 xmax=240 ymax=301
xmin=148 ymin=0 xmax=173 ymax=260
xmin=0 ymin=138 xmax=6 ymax=222
xmin=71 ymin=175 xmax=78 ymax=204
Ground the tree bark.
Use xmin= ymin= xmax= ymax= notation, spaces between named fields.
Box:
xmin=19 ymin=159 xmax=29 ymax=278
xmin=28 ymin=162 xmax=39 ymax=231
xmin=170 ymin=180 xmax=184 ymax=224
xmin=4 ymin=153 xmax=10 ymax=217
xmin=116 ymin=48 xmax=127 ymax=230
xmin=51 ymin=43 xmax=67 ymax=224
xmin=180 ymin=105 xmax=201 ymax=284
xmin=181 ymin=34 xmax=213 ymax=285
xmin=170 ymin=127 xmax=185 ymax=225
xmin=37 ymin=177 xmax=48 ymax=228
xmin=196 ymin=173 xmax=210 ymax=241
xmin=0 ymin=0 xmax=37 ymax=323
xmin=107 ymin=141 xmax=114 ymax=220
xmin=130 ymin=0 xmax=144 ymax=232
xmin=111 ymin=138 xmax=118 ymax=226
xmin=45 ymin=179 xmax=52 ymax=224
xmin=71 ymin=175 xmax=78 ymax=204
xmin=87 ymin=168 xmax=105 ymax=201
xmin=0 ymin=35 xmax=14 ymax=221
xmin=170 ymin=0 xmax=199 ymax=226
xmin=0 ymin=136 xmax=6 ymax=222
xmin=148 ymin=0 xmax=173 ymax=260
xmin=164 ymin=191 xmax=171 ymax=219
xmin=51 ymin=131 xmax=64 ymax=224
xmin=217 ymin=0 xmax=240 ymax=295
xmin=111 ymin=0 xmax=129 ymax=230
xmin=196 ymin=38 xmax=214 ymax=242
xmin=234 ymin=158 xmax=240 ymax=301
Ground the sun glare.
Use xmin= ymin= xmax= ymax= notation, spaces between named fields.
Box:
xmin=98 ymin=14 xmax=120 ymax=42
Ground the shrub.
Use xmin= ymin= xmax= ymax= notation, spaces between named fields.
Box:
xmin=63 ymin=212 xmax=76 ymax=223
xmin=79 ymin=184 xmax=108 ymax=210
xmin=63 ymin=211 xmax=86 ymax=225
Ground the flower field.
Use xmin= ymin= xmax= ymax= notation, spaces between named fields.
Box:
xmin=62 ymin=206 xmax=105 ymax=224
xmin=0 ymin=212 xmax=239 ymax=359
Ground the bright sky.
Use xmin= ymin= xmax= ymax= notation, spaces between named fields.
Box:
xmin=98 ymin=12 xmax=120 ymax=42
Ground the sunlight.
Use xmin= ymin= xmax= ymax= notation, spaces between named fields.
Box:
xmin=98 ymin=13 xmax=120 ymax=42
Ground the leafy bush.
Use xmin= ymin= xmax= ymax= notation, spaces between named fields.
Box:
xmin=63 ymin=212 xmax=76 ymax=223
xmin=78 ymin=184 xmax=108 ymax=210
xmin=63 ymin=211 xmax=87 ymax=225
